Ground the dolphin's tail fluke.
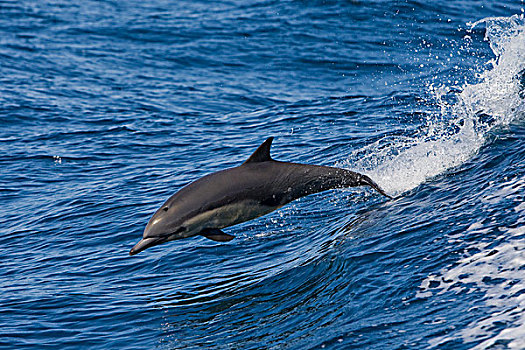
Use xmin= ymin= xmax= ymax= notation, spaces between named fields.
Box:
xmin=359 ymin=174 xmax=392 ymax=199
xmin=298 ymin=165 xmax=393 ymax=200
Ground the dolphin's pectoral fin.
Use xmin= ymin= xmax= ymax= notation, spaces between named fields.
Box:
xmin=200 ymin=228 xmax=235 ymax=242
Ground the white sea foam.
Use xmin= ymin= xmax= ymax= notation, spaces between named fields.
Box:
xmin=419 ymin=175 xmax=525 ymax=349
xmin=350 ymin=14 xmax=525 ymax=195
xmin=415 ymin=15 xmax=525 ymax=348
xmin=353 ymin=14 xmax=525 ymax=348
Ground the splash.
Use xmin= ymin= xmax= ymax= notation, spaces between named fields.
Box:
xmin=353 ymin=14 xmax=525 ymax=195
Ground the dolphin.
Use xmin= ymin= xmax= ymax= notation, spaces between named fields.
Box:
xmin=130 ymin=137 xmax=390 ymax=255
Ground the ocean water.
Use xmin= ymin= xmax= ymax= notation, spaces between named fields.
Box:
xmin=1 ymin=0 xmax=524 ymax=349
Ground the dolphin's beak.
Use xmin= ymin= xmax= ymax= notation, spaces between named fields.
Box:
xmin=129 ymin=237 xmax=165 ymax=256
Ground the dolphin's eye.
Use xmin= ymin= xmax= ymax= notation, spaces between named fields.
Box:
xmin=163 ymin=207 xmax=169 ymax=212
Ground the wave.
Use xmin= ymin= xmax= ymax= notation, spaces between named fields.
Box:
xmin=350 ymin=14 xmax=525 ymax=196
xmin=382 ymin=14 xmax=525 ymax=349
xmin=419 ymin=175 xmax=525 ymax=349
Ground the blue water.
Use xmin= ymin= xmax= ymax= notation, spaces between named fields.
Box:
xmin=1 ymin=1 xmax=524 ymax=349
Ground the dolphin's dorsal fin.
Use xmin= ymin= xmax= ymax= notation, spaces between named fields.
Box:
xmin=243 ymin=137 xmax=274 ymax=164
